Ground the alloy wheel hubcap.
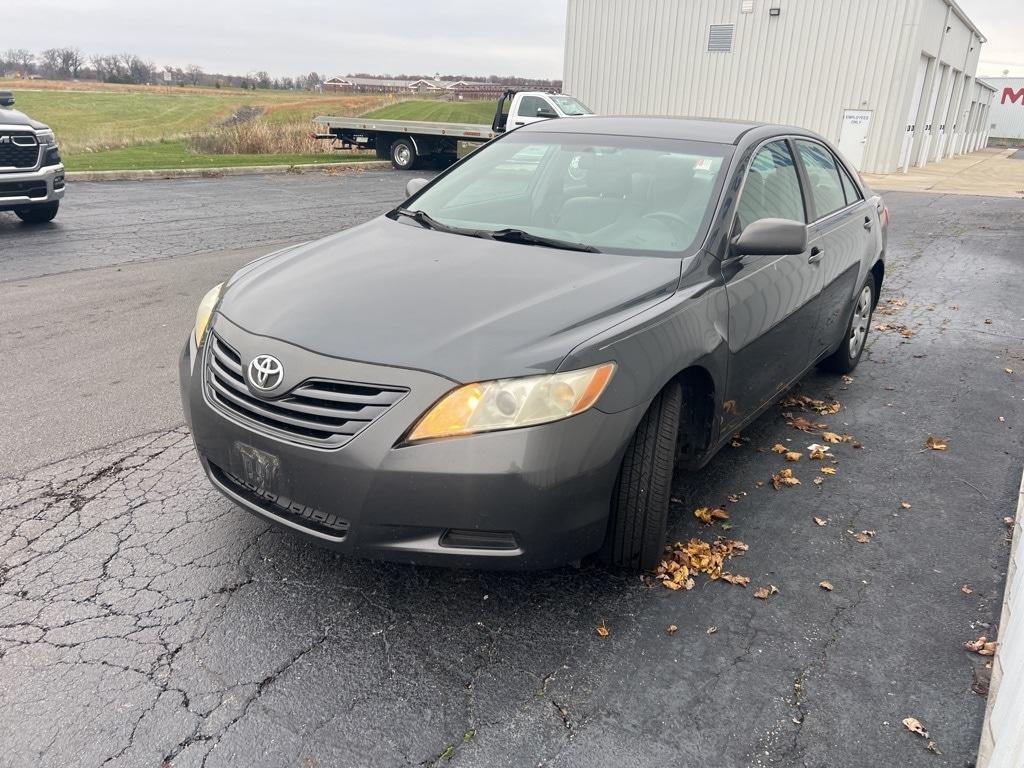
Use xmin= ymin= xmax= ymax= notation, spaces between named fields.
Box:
xmin=395 ymin=145 xmax=411 ymax=166
xmin=849 ymin=285 xmax=872 ymax=357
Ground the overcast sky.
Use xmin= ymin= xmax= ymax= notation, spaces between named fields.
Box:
xmin=6 ymin=0 xmax=1022 ymax=80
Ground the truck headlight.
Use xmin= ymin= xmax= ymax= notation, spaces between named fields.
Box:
xmin=35 ymin=129 xmax=56 ymax=146
xmin=194 ymin=283 xmax=224 ymax=346
xmin=406 ymin=363 xmax=616 ymax=442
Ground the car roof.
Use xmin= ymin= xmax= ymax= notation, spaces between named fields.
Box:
xmin=519 ymin=115 xmax=801 ymax=145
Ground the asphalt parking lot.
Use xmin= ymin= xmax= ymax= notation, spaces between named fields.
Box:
xmin=1 ymin=172 xmax=1021 ymax=767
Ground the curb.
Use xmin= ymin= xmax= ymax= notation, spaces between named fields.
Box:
xmin=66 ymin=160 xmax=390 ymax=182
xmin=976 ymin=467 xmax=1024 ymax=768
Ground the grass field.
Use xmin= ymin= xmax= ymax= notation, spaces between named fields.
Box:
xmin=361 ymin=99 xmax=496 ymax=124
xmin=0 ymin=80 xmax=494 ymax=170
xmin=63 ymin=141 xmax=373 ymax=172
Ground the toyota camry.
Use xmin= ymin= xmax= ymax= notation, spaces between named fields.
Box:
xmin=179 ymin=116 xmax=886 ymax=570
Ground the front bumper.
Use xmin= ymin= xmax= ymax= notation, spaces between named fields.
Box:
xmin=180 ymin=316 xmax=642 ymax=569
xmin=0 ymin=162 xmax=65 ymax=210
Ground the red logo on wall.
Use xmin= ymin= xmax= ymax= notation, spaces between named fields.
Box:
xmin=1002 ymin=87 xmax=1024 ymax=105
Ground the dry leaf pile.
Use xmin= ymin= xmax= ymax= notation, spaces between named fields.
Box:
xmin=781 ymin=394 xmax=842 ymax=415
xmin=771 ymin=468 xmax=801 ymax=489
xmin=964 ymin=636 xmax=997 ymax=656
xmin=655 ymin=538 xmax=750 ymax=591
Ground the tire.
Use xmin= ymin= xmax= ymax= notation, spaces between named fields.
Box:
xmin=390 ymin=138 xmax=417 ymax=170
xmin=819 ymin=274 xmax=875 ymax=374
xmin=15 ymin=201 xmax=59 ymax=224
xmin=602 ymin=381 xmax=682 ymax=570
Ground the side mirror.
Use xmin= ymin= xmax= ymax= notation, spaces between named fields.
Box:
xmin=405 ymin=178 xmax=428 ymax=197
xmin=731 ymin=218 xmax=807 ymax=257
xmin=536 ymin=106 xmax=558 ymax=119
xmin=0 ymin=92 xmax=14 ymax=108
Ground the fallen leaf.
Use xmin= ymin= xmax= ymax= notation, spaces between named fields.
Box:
xmin=789 ymin=416 xmax=827 ymax=433
xmin=961 ymin=584 xmax=973 ymax=595
xmin=925 ymin=435 xmax=948 ymax=451
xmin=813 ymin=477 xmax=824 ymax=486
xmin=655 ymin=538 xmax=749 ymax=590
xmin=900 ymin=501 xmax=912 ymax=509
xmin=706 ymin=626 xmax=718 ymax=635
xmin=927 ymin=741 xmax=942 ymax=755
xmin=822 ymin=431 xmax=843 ymax=444
xmin=661 ymin=580 xmax=682 ymax=591
xmin=852 ymin=441 xmax=864 ymax=449
xmin=819 ymin=580 xmax=834 ymax=591
xmin=722 ymin=399 xmax=738 ymax=414
xmin=785 ymin=451 xmax=802 ymax=462
xmin=755 ymin=480 xmax=765 ymax=488
xmin=998 ymin=416 xmax=1005 ymax=423
xmin=666 ymin=624 xmax=678 ymax=636
xmin=984 ymin=319 xmax=992 ymax=325
xmin=842 ymin=375 xmax=854 ymax=384
xmin=596 ymin=621 xmax=610 ymax=638
xmin=807 ymin=443 xmax=830 ymax=460
xmin=820 ymin=466 xmax=837 ymax=476
xmin=813 ymin=517 xmax=828 ymax=527
xmin=1004 ymin=516 xmax=1016 ymax=527
xmin=902 ymin=717 xmax=929 ymax=738
xmin=1005 ymin=368 xmax=1014 ymax=375
xmin=854 ymin=530 xmax=875 ymax=544
xmin=694 ymin=506 xmax=729 ymax=524
xmin=754 ymin=584 xmax=779 ymax=600
xmin=771 ymin=468 xmax=801 ymax=489
xmin=964 ymin=636 xmax=997 ymax=656
xmin=721 ymin=573 xmax=751 ymax=587
xmin=771 ymin=443 xmax=788 ymax=454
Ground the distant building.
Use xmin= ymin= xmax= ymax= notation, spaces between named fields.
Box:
xmin=982 ymin=77 xmax=1024 ymax=145
xmin=321 ymin=76 xmax=522 ymax=99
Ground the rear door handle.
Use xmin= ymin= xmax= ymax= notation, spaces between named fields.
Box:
xmin=863 ymin=216 xmax=873 ymax=231
xmin=808 ymin=247 xmax=824 ymax=265
xmin=514 ymin=121 xmax=525 ymax=126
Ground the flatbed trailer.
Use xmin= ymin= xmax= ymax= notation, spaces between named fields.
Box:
xmin=313 ymin=90 xmax=593 ymax=170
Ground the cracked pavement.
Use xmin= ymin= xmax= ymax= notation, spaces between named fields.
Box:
xmin=1 ymin=177 xmax=1021 ymax=767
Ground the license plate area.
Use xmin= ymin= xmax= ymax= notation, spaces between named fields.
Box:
xmin=229 ymin=442 xmax=288 ymax=498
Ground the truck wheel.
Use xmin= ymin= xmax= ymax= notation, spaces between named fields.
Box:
xmin=602 ymin=381 xmax=681 ymax=570
xmin=15 ymin=201 xmax=59 ymax=224
xmin=390 ymin=138 xmax=417 ymax=170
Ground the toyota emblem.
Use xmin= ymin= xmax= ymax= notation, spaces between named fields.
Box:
xmin=247 ymin=354 xmax=284 ymax=391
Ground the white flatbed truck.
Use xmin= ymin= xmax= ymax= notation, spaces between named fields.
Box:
xmin=313 ymin=90 xmax=593 ymax=170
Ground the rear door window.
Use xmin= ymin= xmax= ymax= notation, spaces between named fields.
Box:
xmin=736 ymin=140 xmax=806 ymax=230
xmin=837 ymin=162 xmax=863 ymax=206
xmin=517 ymin=96 xmax=549 ymax=118
xmin=795 ymin=140 xmax=848 ymax=219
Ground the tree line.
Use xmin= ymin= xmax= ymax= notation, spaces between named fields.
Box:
xmin=0 ymin=47 xmax=326 ymax=90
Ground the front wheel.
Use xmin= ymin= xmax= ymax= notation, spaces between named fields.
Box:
xmin=15 ymin=201 xmax=59 ymax=224
xmin=602 ymin=381 xmax=682 ymax=570
xmin=819 ymin=275 xmax=875 ymax=374
xmin=390 ymin=138 xmax=417 ymax=170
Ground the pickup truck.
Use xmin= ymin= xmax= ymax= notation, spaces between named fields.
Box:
xmin=314 ymin=90 xmax=593 ymax=170
xmin=0 ymin=91 xmax=64 ymax=224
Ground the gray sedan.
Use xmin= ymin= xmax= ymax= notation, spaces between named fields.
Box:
xmin=179 ymin=116 xmax=886 ymax=570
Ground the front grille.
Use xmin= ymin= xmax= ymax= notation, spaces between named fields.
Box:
xmin=0 ymin=132 xmax=39 ymax=169
xmin=204 ymin=332 xmax=408 ymax=448
xmin=0 ymin=180 xmax=47 ymax=199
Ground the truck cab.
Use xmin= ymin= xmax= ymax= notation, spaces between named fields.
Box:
xmin=492 ymin=91 xmax=593 ymax=133
xmin=0 ymin=91 xmax=64 ymax=224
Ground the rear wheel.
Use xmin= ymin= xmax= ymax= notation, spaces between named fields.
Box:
xmin=602 ymin=381 xmax=682 ymax=570
xmin=820 ymin=274 xmax=875 ymax=374
xmin=15 ymin=201 xmax=59 ymax=224
xmin=390 ymin=138 xmax=417 ymax=170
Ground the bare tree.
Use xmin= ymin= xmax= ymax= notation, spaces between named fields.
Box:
xmin=254 ymin=70 xmax=271 ymax=89
xmin=40 ymin=48 xmax=62 ymax=78
xmin=4 ymin=48 xmax=34 ymax=75
xmin=186 ymin=64 xmax=203 ymax=87
xmin=58 ymin=47 xmax=84 ymax=78
xmin=305 ymin=71 xmax=322 ymax=89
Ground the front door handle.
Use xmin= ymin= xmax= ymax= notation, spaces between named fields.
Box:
xmin=808 ymin=247 xmax=824 ymax=265
xmin=863 ymin=216 xmax=873 ymax=231
xmin=514 ymin=121 xmax=525 ymax=126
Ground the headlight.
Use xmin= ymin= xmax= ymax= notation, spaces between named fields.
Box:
xmin=194 ymin=283 xmax=224 ymax=346
xmin=406 ymin=362 xmax=616 ymax=442
xmin=35 ymin=130 xmax=56 ymax=146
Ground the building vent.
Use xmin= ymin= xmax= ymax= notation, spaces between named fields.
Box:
xmin=708 ymin=24 xmax=735 ymax=52
xmin=741 ymin=0 xmax=754 ymax=12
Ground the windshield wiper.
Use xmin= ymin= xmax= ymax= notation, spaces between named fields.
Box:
xmin=394 ymin=207 xmax=466 ymax=234
xmin=487 ymin=228 xmax=600 ymax=253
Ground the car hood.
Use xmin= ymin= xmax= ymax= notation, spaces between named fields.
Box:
xmin=0 ymin=107 xmax=47 ymax=130
xmin=219 ymin=217 xmax=681 ymax=382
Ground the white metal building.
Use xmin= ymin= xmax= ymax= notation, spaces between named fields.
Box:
xmin=563 ymin=0 xmax=995 ymax=173
xmin=982 ymin=77 xmax=1024 ymax=144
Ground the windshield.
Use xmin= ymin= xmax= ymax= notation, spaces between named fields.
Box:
xmin=403 ymin=132 xmax=731 ymax=256
xmin=550 ymin=95 xmax=593 ymax=116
